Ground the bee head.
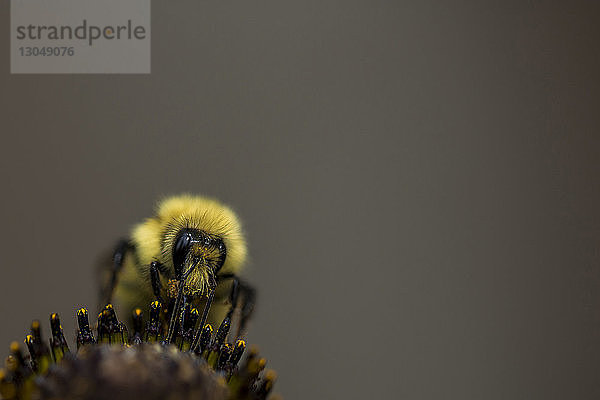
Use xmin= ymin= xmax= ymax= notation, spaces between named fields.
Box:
xmin=172 ymin=228 xmax=226 ymax=297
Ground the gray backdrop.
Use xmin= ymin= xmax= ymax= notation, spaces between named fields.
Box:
xmin=1 ymin=2 xmax=599 ymax=399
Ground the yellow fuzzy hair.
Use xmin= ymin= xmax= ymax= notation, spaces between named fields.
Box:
xmin=131 ymin=194 xmax=247 ymax=275
xmin=112 ymin=194 xmax=247 ymax=315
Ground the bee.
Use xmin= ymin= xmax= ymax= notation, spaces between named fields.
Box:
xmin=100 ymin=194 xmax=255 ymax=344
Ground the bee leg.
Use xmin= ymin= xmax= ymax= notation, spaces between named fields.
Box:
xmin=239 ymin=281 xmax=256 ymax=337
xmin=217 ymin=274 xmax=256 ymax=339
xmin=101 ymin=239 xmax=133 ymax=306
xmin=227 ymin=278 xmax=240 ymax=318
xmin=149 ymin=261 xmax=165 ymax=304
xmin=236 ymin=280 xmax=256 ymax=338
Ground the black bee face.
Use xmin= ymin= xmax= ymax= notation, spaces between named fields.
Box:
xmin=172 ymin=228 xmax=227 ymax=286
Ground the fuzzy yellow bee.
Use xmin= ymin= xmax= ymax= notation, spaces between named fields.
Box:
xmin=100 ymin=194 xmax=255 ymax=344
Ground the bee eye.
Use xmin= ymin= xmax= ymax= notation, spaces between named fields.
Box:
xmin=172 ymin=231 xmax=193 ymax=277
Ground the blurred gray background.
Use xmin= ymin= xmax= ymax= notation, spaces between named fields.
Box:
xmin=1 ymin=1 xmax=599 ymax=399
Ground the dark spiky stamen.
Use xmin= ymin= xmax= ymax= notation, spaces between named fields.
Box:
xmin=256 ymin=370 xmax=277 ymax=400
xmin=97 ymin=304 xmax=122 ymax=344
xmin=5 ymin=257 xmax=276 ymax=400
xmin=49 ymin=314 xmax=69 ymax=362
xmin=29 ymin=321 xmax=43 ymax=346
xmin=118 ymin=322 xmax=129 ymax=346
xmin=177 ymin=306 xmax=199 ymax=351
xmin=145 ymin=300 xmax=163 ymax=343
xmin=131 ymin=308 xmax=144 ymax=345
xmin=196 ymin=324 xmax=213 ymax=356
xmin=0 ymin=368 xmax=16 ymax=399
xmin=9 ymin=342 xmax=29 ymax=377
xmin=229 ymin=339 xmax=246 ymax=371
xmin=213 ymin=314 xmax=231 ymax=349
xmin=76 ymin=308 xmax=96 ymax=349
xmin=190 ymin=285 xmax=216 ymax=353
xmin=23 ymin=336 xmax=36 ymax=366
xmin=164 ymin=266 xmax=196 ymax=344
xmin=228 ymin=346 xmax=263 ymax=397
xmin=24 ymin=320 xmax=51 ymax=374
xmin=206 ymin=316 xmax=231 ymax=369
xmin=164 ymin=284 xmax=183 ymax=344
xmin=217 ymin=343 xmax=233 ymax=371
xmin=4 ymin=300 xmax=277 ymax=400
